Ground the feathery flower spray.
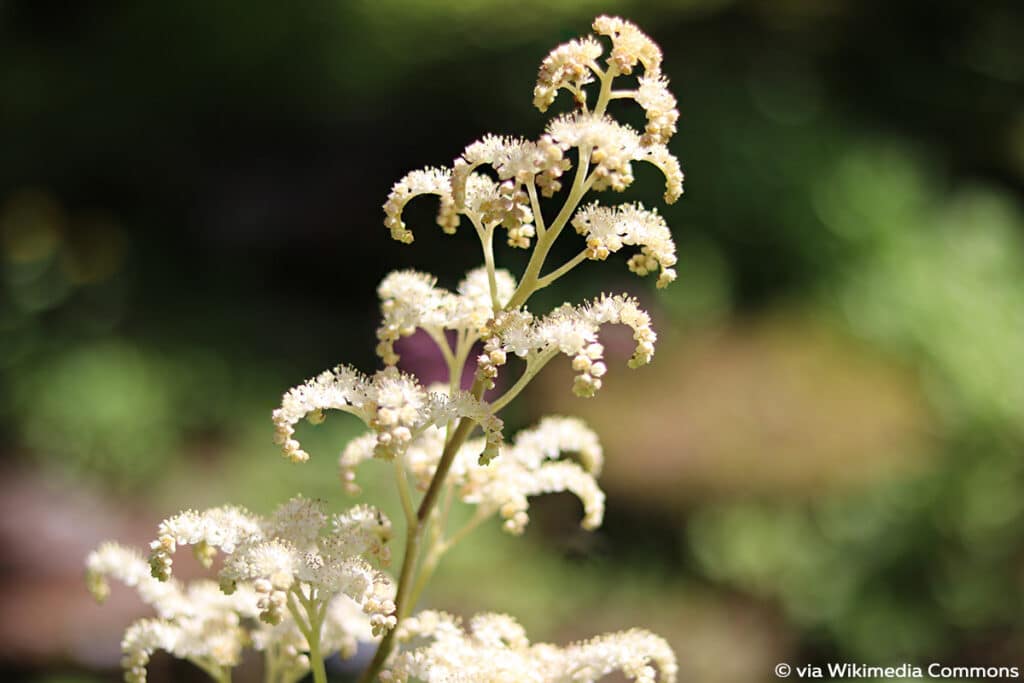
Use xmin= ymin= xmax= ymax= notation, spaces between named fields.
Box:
xmin=88 ymin=15 xmax=683 ymax=683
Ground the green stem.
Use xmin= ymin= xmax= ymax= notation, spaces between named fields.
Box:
xmin=192 ymin=659 xmax=230 ymax=683
xmin=394 ymin=454 xmax=416 ymax=526
xmin=307 ymin=623 xmax=328 ymax=683
xmin=357 ymin=65 xmax=624 ymax=683
xmin=470 ymin=214 xmax=501 ymax=312
xmin=406 ymin=507 xmax=491 ymax=612
xmin=358 ymin=379 xmax=486 ymax=682
xmin=506 ymin=64 xmax=618 ymax=311
xmin=527 ymin=182 xmax=546 ymax=237
xmin=286 ymin=586 xmax=327 ymax=683
xmin=263 ymin=647 xmax=278 ymax=683
xmin=506 ymin=157 xmax=591 ymax=311
xmin=536 ymin=249 xmax=589 ymax=290
xmin=490 ymin=350 xmax=558 ymax=413
xmin=304 ymin=590 xmax=329 ymax=683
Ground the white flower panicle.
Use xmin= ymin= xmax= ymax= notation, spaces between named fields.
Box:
xmin=387 ymin=15 xmax=681 ymax=254
xmin=427 ymin=388 xmax=506 ymax=465
xmin=335 ymin=387 xmax=507 ymax=479
xmin=119 ymin=595 xmax=248 ymax=683
xmin=453 ymin=135 xmax=569 ymax=207
xmin=546 ymin=113 xmax=683 ymax=203
xmin=341 ymin=416 xmax=605 ymax=535
xmin=87 ymin=542 xmax=183 ymax=614
xmin=145 ymin=496 xmax=397 ymax=633
xmin=87 ymin=542 xmax=261 ymax=683
xmin=331 ymin=503 xmax=393 ymax=566
xmin=592 ymin=15 xmax=663 ymax=77
xmin=148 ymin=504 xmax=263 ymax=581
xmin=572 ymin=202 xmax=677 ymax=288
xmin=485 ymin=294 xmax=657 ymax=398
xmin=92 ymin=16 xmax=683 ymax=683
xmin=635 ymin=74 xmax=679 ymax=146
xmin=534 ymin=36 xmax=603 ymax=112
xmin=535 ymin=17 xmax=666 ymax=113
xmin=88 ymin=541 xmax=374 ymax=683
xmin=375 ymin=268 xmax=516 ymax=365
xmin=510 ymin=415 xmax=604 ymax=475
xmin=383 ymin=167 xmax=457 ymax=243
xmin=643 ymin=144 xmax=684 ymax=204
xmin=273 ymin=365 xmax=502 ymax=464
xmin=386 ymin=611 xmax=677 ymax=683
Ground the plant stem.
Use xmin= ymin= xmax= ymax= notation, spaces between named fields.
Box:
xmin=470 ymin=214 xmax=501 ymax=312
xmin=307 ymin=627 xmax=328 ymax=683
xmin=286 ymin=586 xmax=327 ymax=683
xmin=406 ymin=507 xmax=490 ymax=611
xmin=527 ymin=182 xmax=546 ymax=237
xmin=490 ymin=349 xmax=558 ymax=413
xmin=358 ymin=379 xmax=485 ymax=682
xmin=536 ymin=249 xmax=589 ymax=290
xmin=506 ymin=64 xmax=617 ymax=311
xmin=357 ymin=65 xmax=622 ymax=683
xmin=394 ymin=455 xmax=416 ymax=526
xmin=304 ymin=591 xmax=329 ymax=683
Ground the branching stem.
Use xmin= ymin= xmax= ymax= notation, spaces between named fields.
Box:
xmin=359 ymin=57 xmax=622 ymax=683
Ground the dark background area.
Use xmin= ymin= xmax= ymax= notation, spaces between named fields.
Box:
xmin=2 ymin=1 xmax=1023 ymax=681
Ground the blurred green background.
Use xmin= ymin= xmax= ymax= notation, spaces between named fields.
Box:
xmin=2 ymin=1 xmax=1024 ymax=681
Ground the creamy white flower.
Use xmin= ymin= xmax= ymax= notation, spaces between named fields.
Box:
xmin=572 ymin=202 xmax=677 ymax=288
xmin=547 ymin=113 xmax=640 ymax=193
xmin=86 ymin=542 xmax=185 ymax=618
xmin=145 ymin=496 xmax=396 ymax=631
xmin=534 ymin=36 xmax=604 ymax=112
xmin=119 ymin=611 xmax=247 ymax=683
xmin=87 ymin=542 xmax=266 ymax=683
xmin=88 ymin=540 xmax=376 ymax=683
xmin=265 ymin=494 xmax=329 ymax=548
xmin=487 ymin=294 xmax=656 ymax=397
xmin=376 ymin=267 xmax=516 ymax=364
xmin=383 ymin=167 xmax=458 ymax=244
xmin=642 ymin=144 xmax=684 ymax=204
xmin=427 ymin=388 xmax=506 ymax=465
xmin=635 ymin=74 xmax=679 ymax=146
xmin=453 ymin=135 xmax=569 ymax=205
xmin=273 ymin=365 xmax=502 ymax=464
xmin=148 ymin=504 xmax=263 ymax=581
xmin=546 ymin=113 xmax=683 ymax=202
xmin=508 ymin=415 xmax=604 ymax=475
xmin=593 ymin=15 xmax=663 ymax=76
xmin=388 ymin=610 xmax=677 ymax=683
xmin=341 ymin=416 xmax=604 ymax=535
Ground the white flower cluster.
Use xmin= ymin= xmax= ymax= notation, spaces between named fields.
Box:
xmin=272 ymin=365 xmax=502 ymax=465
xmin=385 ymin=610 xmax=677 ymax=683
xmin=572 ymin=202 xmax=678 ymax=288
xmin=544 ymin=112 xmax=682 ymax=205
xmin=342 ymin=416 xmax=605 ymax=534
xmin=93 ymin=16 xmax=683 ymax=683
xmin=86 ymin=540 xmax=372 ymax=683
xmin=383 ymin=168 xmax=458 ymax=243
xmin=147 ymin=496 xmax=397 ymax=633
xmin=592 ymin=15 xmax=662 ymax=77
xmin=533 ymin=35 xmax=603 ymax=112
xmin=384 ymin=16 xmax=682 ymax=286
xmin=376 ymin=268 xmax=516 ymax=365
xmin=484 ymin=293 xmax=656 ymax=398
